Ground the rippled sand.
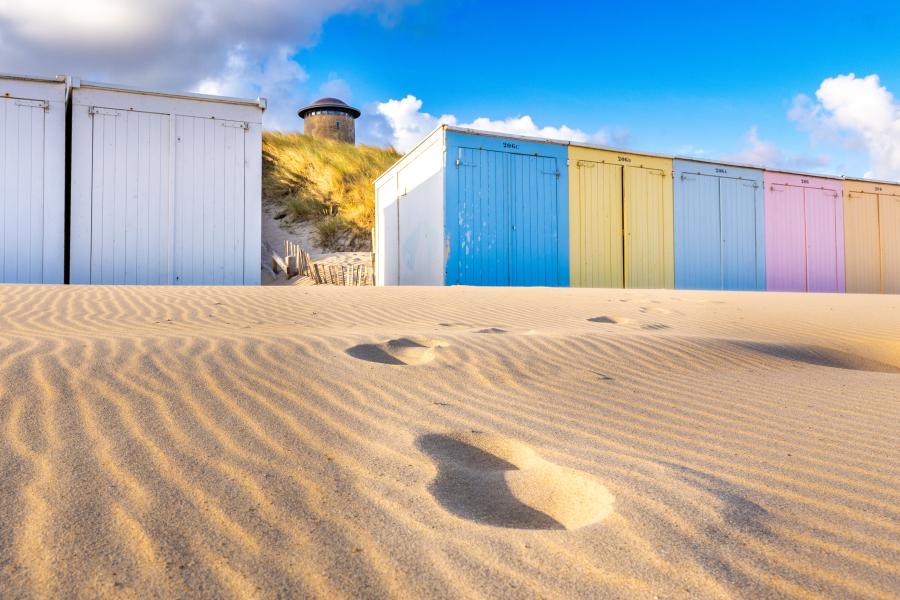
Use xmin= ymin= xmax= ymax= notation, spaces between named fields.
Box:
xmin=0 ymin=285 xmax=898 ymax=599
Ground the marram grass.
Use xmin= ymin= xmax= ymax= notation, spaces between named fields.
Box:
xmin=262 ymin=132 xmax=400 ymax=250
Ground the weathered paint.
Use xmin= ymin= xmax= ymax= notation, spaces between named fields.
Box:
xmin=673 ymin=160 xmax=765 ymax=290
xmin=569 ymin=145 xmax=673 ymax=288
xmin=842 ymin=179 xmax=900 ymax=293
xmin=0 ymin=74 xmax=66 ymax=283
xmin=69 ymin=81 xmax=264 ymax=285
xmin=444 ymin=130 xmax=568 ymax=286
xmin=764 ymin=172 xmax=844 ymax=292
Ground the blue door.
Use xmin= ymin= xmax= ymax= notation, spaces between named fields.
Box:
xmin=454 ymin=147 xmax=510 ymax=285
xmin=510 ymin=153 xmax=560 ymax=286
xmin=675 ymin=173 xmax=722 ymax=289
xmin=674 ymin=159 xmax=765 ymax=290
xmin=448 ymin=138 xmax=564 ymax=287
xmin=720 ymin=178 xmax=762 ymax=290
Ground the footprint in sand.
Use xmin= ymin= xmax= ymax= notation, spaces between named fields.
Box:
xmin=475 ymin=327 xmax=508 ymax=334
xmin=641 ymin=323 xmax=671 ymax=331
xmin=589 ymin=316 xmax=631 ymax=325
xmin=346 ymin=337 xmax=449 ymax=366
xmin=418 ymin=432 xmax=614 ymax=530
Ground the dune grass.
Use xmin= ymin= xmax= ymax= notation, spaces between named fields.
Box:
xmin=262 ymin=132 xmax=400 ymax=250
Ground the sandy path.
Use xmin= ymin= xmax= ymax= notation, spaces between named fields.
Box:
xmin=0 ymin=285 xmax=898 ymax=599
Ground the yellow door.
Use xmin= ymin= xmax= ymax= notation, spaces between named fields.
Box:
xmin=625 ymin=165 xmax=669 ymax=288
xmin=843 ymin=191 xmax=881 ymax=293
xmin=882 ymin=194 xmax=900 ymax=294
xmin=570 ymin=159 xmax=623 ymax=287
xmin=568 ymin=145 xmax=673 ymax=288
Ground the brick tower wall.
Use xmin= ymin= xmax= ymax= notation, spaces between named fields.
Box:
xmin=304 ymin=113 xmax=356 ymax=144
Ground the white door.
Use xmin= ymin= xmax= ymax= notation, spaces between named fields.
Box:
xmin=89 ymin=108 xmax=173 ymax=284
xmin=173 ymin=116 xmax=247 ymax=285
xmin=0 ymin=97 xmax=48 ymax=283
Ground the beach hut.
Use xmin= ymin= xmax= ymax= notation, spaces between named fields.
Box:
xmin=568 ymin=145 xmax=673 ymax=288
xmin=764 ymin=171 xmax=844 ymax=292
xmin=68 ymin=79 xmax=265 ymax=285
xmin=374 ymin=125 xmax=569 ymax=286
xmin=673 ymin=159 xmax=765 ymax=290
xmin=842 ymin=178 xmax=900 ymax=294
xmin=0 ymin=73 xmax=67 ymax=283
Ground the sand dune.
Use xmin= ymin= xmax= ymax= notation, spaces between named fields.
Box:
xmin=0 ymin=285 xmax=898 ymax=599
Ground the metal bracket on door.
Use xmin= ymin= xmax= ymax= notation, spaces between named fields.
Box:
xmin=15 ymin=100 xmax=49 ymax=111
xmin=88 ymin=107 xmax=122 ymax=117
xmin=222 ymin=121 xmax=250 ymax=130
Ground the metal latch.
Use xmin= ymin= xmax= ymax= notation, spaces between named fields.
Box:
xmin=222 ymin=121 xmax=250 ymax=130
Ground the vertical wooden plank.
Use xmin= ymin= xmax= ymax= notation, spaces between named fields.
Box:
xmin=222 ymin=125 xmax=236 ymax=283
xmin=172 ymin=115 xmax=184 ymax=284
xmin=124 ymin=111 xmax=139 ymax=284
xmin=101 ymin=113 xmax=118 ymax=283
xmin=16 ymin=104 xmax=32 ymax=282
xmin=202 ymin=118 xmax=214 ymax=284
xmin=3 ymin=101 xmax=19 ymax=279
xmin=137 ymin=112 xmax=150 ymax=282
xmin=42 ymin=94 xmax=66 ymax=284
xmin=213 ymin=121 xmax=226 ymax=284
xmin=243 ymin=121 xmax=261 ymax=285
xmin=233 ymin=125 xmax=245 ymax=283
xmin=880 ymin=194 xmax=900 ymax=293
xmin=145 ymin=114 xmax=159 ymax=284
xmin=192 ymin=117 xmax=204 ymax=283
xmin=164 ymin=113 xmax=175 ymax=285
xmin=28 ymin=104 xmax=45 ymax=283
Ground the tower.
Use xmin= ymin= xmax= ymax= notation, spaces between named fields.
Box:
xmin=297 ymin=97 xmax=361 ymax=144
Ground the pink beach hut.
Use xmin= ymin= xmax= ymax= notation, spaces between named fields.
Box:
xmin=764 ymin=171 xmax=845 ymax=292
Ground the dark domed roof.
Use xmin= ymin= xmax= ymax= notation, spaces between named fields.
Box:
xmin=298 ymin=97 xmax=361 ymax=119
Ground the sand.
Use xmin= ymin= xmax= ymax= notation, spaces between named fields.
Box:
xmin=0 ymin=284 xmax=898 ymax=599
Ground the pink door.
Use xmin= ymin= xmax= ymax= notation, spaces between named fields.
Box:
xmin=805 ymin=188 xmax=841 ymax=292
xmin=765 ymin=183 xmax=806 ymax=291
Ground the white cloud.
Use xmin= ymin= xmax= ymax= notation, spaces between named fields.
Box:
xmin=194 ymin=46 xmax=309 ymax=130
xmin=0 ymin=0 xmax=410 ymax=130
xmin=372 ymin=95 xmax=456 ymax=151
xmin=372 ymin=94 xmax=627 ymax=152
xmin=726 ymin=126 xmax=829 ymax=171
xmin=789 ymin=73 xmax=900 ymax=179
xmin=318 ymin=75 xmax=353 ymax=102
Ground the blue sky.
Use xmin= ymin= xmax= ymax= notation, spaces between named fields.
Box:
xmin=296 ymin=0 xmax=900 ymax=179
xmin=2 ymin=0 xmax=899 ymax=178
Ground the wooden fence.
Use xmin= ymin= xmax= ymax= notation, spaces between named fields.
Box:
xmin=268 ymin=240 xmax=371 ymax=286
